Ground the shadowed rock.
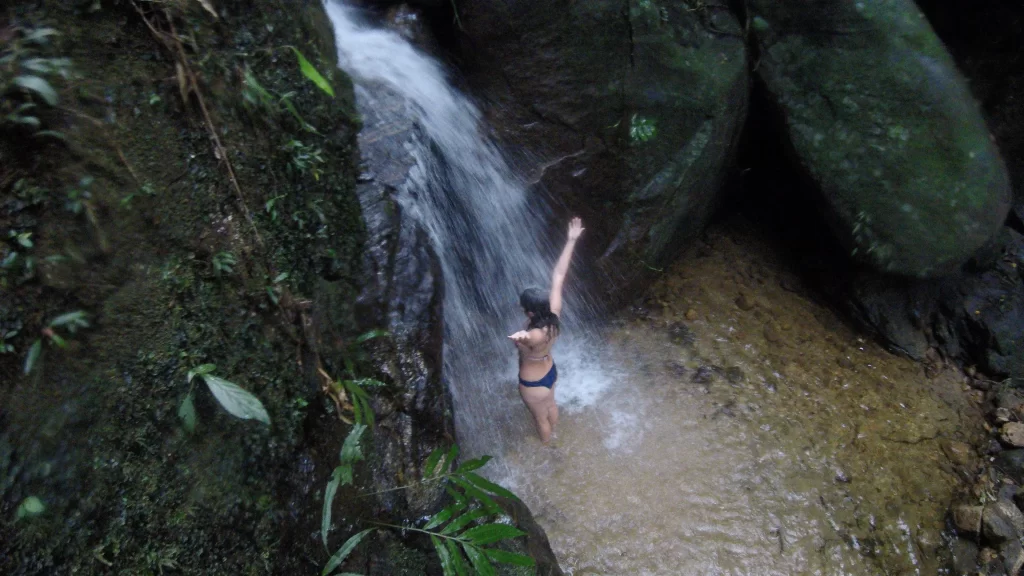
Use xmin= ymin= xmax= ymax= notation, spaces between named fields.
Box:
xmin=748 ymin=0 xmax=1011 ymax=277
xmin=455 ymin=0 xmax=748 ymax=300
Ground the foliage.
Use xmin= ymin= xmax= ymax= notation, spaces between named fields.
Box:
xmin=629 ymin=113 xmax=657 ymax=143
xmin=0 ymin=327 xmax=18 ymax=354
xmin=282 ymin=139 xmax=326 ymax=181
xmin=211 ymin=251 xmax=237 ymax=276
xmin=182 ymin=364 xmax=271 ymax=427
xmin=243 ymin=68 xmax=317 ymax=133
xmin=265 ymin=271 xmax=289 ymax=305
xmin=0 ymin=25 xmax=72 ymax=133
xmin=320 ymin=330 xmax=390 ymax=425
xmin=290 ymin=47 xmax=334 ymax=98
xmin=331 ymin=378 xmax=382 ymax=426
xmin=64 ymin=176 xmax=94 ymax=215
xmin=322 ymin=446 xmax=534 ymax=576
xmin=15 ymin=496 xmax=46 ymax=520
xmin=240 ymin=46 xmax=333 ymax=135
xmin=23 ymin=310 xmax=90 ymax=375
xmin=119 ymin=182 xmax=157 ymax=210
xmin=322 ymin=424 xmax=367 ymax=549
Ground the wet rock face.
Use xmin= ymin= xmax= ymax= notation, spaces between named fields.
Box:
xmin=747 ymin=0 xmax=1012 ymax=277
xmin=841 ymin=228 xmax=1024 ymax=378
xmin=354 ymin=86 xmax=449 ymax=517
xmin=455 ymin=0 xmax=748 ymax=300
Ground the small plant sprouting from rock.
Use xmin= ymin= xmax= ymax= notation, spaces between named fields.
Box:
xmin=265 ymin=271 xmax=289 ymax=305
xmin=211 ymin=251 xmax=237 ymax=276
xmin=241 ymin=46 xmax=334 ymax=134
xmin=282 ymin=139 xmax=326 ymax=181
xmin=319 ymin=330 xmax=390 ymax=425
xmin=15 ymin=496 xmax=46 ymax=521
xmin=321 ymin=423 xmax=367 ymax=549
xmin=179 ymin=364 xmax=271 ymax=432
xmin=290 ymin=46 xmax=334 ymax=98
xmin=629 ymin=113 xmax=657 ymax=144
xmin=119 ymin=182 xmax=157 ymax=210
xmin=0 ymin=25 xmax=72 ymax=135
xmin=23 ymin=310 xmax=90 ymax=375
xmin=64 ymin=176 xmax=94 ymax=215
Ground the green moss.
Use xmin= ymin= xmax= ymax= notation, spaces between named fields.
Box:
xmin=0 ymin=0 xmax=366 ymax=573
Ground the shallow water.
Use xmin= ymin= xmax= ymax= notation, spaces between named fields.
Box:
xmin=492 ymin=221 xmax=983 ymax=575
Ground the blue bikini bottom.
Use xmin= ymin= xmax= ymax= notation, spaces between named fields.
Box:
xmin=519 ymin=363 xmax=557 ymax=389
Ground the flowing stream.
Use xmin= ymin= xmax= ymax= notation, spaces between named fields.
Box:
xmin=326 ymin=4 xmax=983 ymax=574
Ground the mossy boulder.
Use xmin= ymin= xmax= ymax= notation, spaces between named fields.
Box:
xmin=748 ymin=0 xmax=1012 ymax=277
xmin=456 ymin=0 xmax=747 ymax=298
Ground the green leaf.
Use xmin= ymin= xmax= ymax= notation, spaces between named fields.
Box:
xmin=359 ymin=396 xmax=375 ymax=426
xmin=350 ymin=393 xmax=363 ymax=426
xmin=423 ymin=499 xmax=466 ymax=531
xmin=340 ymin=424 xmax=366 ymax=465
xmin=48 ymin=333 xmax=66 ymax=348
xmin=460 ymin=524 xmax=527 ymax=546
xmin=20 ymin=58 xmax=53 ymax=73
xmin=322 ymin=467 xmax=344 ymax=549
xmin=23 ymin=339 xmax=42 ymax=375
xmin=279 ymin=95 xmax=317 ymax=132
xmin=440 ymin=508 xmax=489 ymax=535
xmin=345 ymin=381 xmax=369 ymax=399
xmin=335 ymin=463 xmax=353 ymax=487
xmin=178 ymin=393 xmax=197 ymax=434
xmin=445 ymin=486 xmax=468 ymax=509
xmin=33 ymin=130 xmax=67 ymax=141
xmin=273 ymin=272 xmax=289 ymax=283
xmin=187 ymin=364 xmax=216 ymax=383
xmin=356 ymin=329 xmax=389 ymax=344
xmin=483 ymin=549 xmax=535 ymax=567
xmin=11 ymin=115 xmax=41 ymax=128
xmin=323 ymin=528 xmax=374 ymax=576
xmin=463 ymin=472 xmax=520 ymax=502
xmin=49 ymin=310 xmax=88 ymax=331
xmin=455 ymin=456 xmax=491 ymax=474
xmin=23 ymin=28 xmax=59 ymax=44
xmin=449 ymin=477 xmax=500 ymax=514
xmin=424 ymin=447 xmax=444 ymax=478
xmin=16 ymin=496 xmax=45 ymax=520
xmin=431 ymin=535 xmax=457 ymax=576
xmin=461 ymin=544 xmax=496 ymax=576
xmin=14 ymin=75 xmax=58 ymax=106
xmin=202 ymin=375 xmax=271 ymax=425
xmin=444 ymin=539 xmax=470 ymax=576
xmin=291 ymin=47 xmax=334 ymax=98
xmin=443 ymin=444 xmax=460 ymax=474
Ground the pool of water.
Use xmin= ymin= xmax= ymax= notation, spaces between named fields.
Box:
xmin=489 ymin=219 xmax=983 ymax=575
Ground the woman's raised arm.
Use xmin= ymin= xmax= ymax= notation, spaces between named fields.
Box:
xmin=549 ymin=217 xmax=584 ymax=317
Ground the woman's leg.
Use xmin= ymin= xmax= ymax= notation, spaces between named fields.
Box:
xmin=547 ymin=381 xmax=559 ymax=434
xmin=519 ymin=385 xmax=554 ymax=443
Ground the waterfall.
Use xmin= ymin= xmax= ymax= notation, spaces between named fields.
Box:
xmin=324 ymin=2 xmax=612 ymax=461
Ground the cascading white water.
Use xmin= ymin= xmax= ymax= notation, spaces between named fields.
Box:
xmin=324 ymin=2 xmax=613 ymax=460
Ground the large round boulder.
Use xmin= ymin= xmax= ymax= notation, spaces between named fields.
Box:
xmin=455 ymin=0 xmax=748 ymax=297
xmin=747 ymin=0 xmax=1012 ymax=277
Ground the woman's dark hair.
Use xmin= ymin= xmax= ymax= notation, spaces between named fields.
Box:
xmin=520 ymin=287 xmax=560 ymax=337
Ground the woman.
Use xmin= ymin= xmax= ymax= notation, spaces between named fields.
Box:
xmin=509 ymin=217 xmax=584 ymax=444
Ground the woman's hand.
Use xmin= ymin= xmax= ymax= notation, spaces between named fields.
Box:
xmin=567 ymin=217 xmax=584 ymax=241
